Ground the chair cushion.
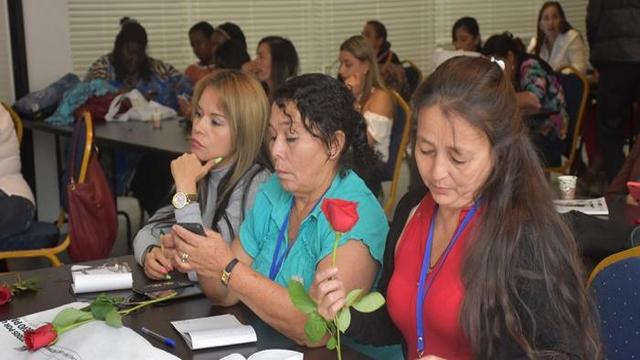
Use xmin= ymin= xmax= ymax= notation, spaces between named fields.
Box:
xmin=0 ymin=222 xmax=60 ymax=251
xmin=591 ymin=258 xmax=640 ymax=359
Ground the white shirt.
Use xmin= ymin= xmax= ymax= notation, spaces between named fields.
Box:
xmin=528 ymin=29 xmax=589 ymax=74
xmin=364 ymin=111 xmax=393 ymax=163
xmin=0 ymin=106 xmax=34 ymax=204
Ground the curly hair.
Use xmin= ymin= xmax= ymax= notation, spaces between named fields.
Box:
xmin=272 ymin=74 xmax=381 ymax=185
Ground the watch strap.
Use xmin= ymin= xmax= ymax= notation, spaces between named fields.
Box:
xmin=221 ymin=258 xmax=240 ymax=286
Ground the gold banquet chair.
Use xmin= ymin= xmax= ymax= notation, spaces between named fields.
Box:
xmin=383 ymin=91 xmax=413 ymax=216
xmin=544 ymin=66 xmax=589 ymax=175
xmin=0 ymin=110 xmax=99 ymax=267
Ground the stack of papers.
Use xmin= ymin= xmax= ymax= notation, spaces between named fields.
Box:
xmin=171 ymin=314 xmax=257 ymax=350
xmin=0 ymin=302 xmax=179 ymax=360
xmin=71 ymin=262 xmax=133 ymax=294
xmin=554 ymin=197 xmax=609 ymax=216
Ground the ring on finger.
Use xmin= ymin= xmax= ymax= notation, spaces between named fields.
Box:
xmin=179 ymin=252 xmax=189 ymax=263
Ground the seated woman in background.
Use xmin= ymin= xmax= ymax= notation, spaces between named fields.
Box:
xmin=312 ymin=56 xmax=602 ymax=360
xmin=210 ymin=22 xmax=247 ymax=56
xmin=339 ymin=35 xmax=394 ymax=163
xmin=483 ymin=32 xmax=569 ymax=167
xmin=452 ymin=16 xmax=482 ymax=52
xmin=527 ymin=1 xmax=589 ymax=73
xmin=163 ymin=74 xmax=387 ymax=346
xmin=213 ymin=40 xmax=250 ymax=70
xmin=243 ymin=36 xmax=299 ymax=98
xmin=85 ymin=17 xmax=191 ymax=111
xmin=133 ymin=70 xmax=271 ymax=280
xmin=184 ymin=21 xmax=216 ymax=85
xmin=361 ymin=20 xmax=407 ymax=98
xmin=0 ymin=106 xmax=36 ymax=248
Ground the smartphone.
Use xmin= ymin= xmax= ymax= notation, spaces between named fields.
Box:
xmin=627 ymin=181 xmax=640 ymax=202
xmin=132 ymin=280 xmax=194 ymax=295
xmin=176 ymin=222 xmax=205 ymax=236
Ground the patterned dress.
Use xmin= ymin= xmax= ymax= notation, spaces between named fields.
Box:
xmin=85 ymin=54 xmax=192 ymax=110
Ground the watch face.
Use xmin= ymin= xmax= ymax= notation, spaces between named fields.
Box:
xmin=172 ymin=192 xmax=187 ymax=208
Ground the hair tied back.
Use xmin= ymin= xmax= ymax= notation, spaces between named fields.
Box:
xmin=490 ymin=57 xmax=506 ymax=71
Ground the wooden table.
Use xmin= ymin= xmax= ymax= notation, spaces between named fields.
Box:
xmin=0 ymin=256 xmax=369 ymax=360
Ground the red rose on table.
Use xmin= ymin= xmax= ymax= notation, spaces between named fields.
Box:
xmin=0 ymin=285 xmax=11 ymax=305
xmin=321 ymin=198 xmax=359 ymax=233
xmin=24 ymin=323 xmax=58 ymax=351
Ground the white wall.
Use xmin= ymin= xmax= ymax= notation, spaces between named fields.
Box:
xmin=23 ymin=0 xmax=73 ymax=221
xmin=23 ymin=0 xmax=72 ymax=91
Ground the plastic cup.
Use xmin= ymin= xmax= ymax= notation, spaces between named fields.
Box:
xmin=152 ymin=110 xmax=162 ymax=129
xmin=558 ymin=175 xmax=577 ymax=200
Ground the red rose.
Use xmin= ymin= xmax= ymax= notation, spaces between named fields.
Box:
xmin=24 ymin=323 xmax=58 ymax=351
xmin=321 ymin=198 xmax=359 ymax=233
xmin=0 ymin=285 xmax=11 ymax=305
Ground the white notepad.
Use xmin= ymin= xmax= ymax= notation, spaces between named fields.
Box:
xmin=171 ymin=314 xmax=257 ymax=350
xmin=71 ymin=262 xmax=133 ymax=294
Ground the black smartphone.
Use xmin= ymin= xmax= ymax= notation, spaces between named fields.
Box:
xmin=176 ymin=222 xmax=205 ymax=236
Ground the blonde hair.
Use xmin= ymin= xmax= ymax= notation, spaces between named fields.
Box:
xmin=339 ymin=35 xmax=386 ymax=108
xmin=191 ymin=70 xmax=270 ymax=216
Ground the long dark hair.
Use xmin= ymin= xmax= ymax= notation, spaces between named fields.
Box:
xmin=451 ymin=16 xmax=482 ymax=52
xmin=533 ymin=2 xmax=573 ymax=57
xmin=413 ymin=56 xmax=601 ymax=358
xmin=482 ymin=32 xmax=554 ymax=87
xmin=111 ymin=17 xmax=151 ymax=82
xmin=258 ymin=36 xmax=299 ymax=95
xmin=273 ymin=74 xmax=381 ymax=186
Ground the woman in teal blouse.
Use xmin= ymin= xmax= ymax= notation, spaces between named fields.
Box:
xmin=165 ymin=73 xmax=388 ymax=346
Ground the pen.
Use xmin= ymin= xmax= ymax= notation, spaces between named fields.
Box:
xmin=159 ymin=231 xmax=171 ymax=280
xmin=141 ymin=327 xmax=176 ymax=347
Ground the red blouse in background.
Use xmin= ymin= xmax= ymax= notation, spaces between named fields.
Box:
xmin=387 ymin=194 xmax=480 ymax=360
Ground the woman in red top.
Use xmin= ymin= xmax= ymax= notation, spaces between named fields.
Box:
xmin=311 ymin=56 xmax=602 ymax=359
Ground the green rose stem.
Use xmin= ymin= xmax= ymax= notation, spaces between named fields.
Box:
xmin=331 ymin=232 xmax=343 ymax=360
xmin=57 ymin=292 xmax=177 ymax=337
xmin=118 ymin=292 xmax=177 ymax=316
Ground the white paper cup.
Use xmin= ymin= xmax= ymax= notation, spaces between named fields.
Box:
xmin=152 ymin=110 xmax=162 ymax=129
xmin=558 ymin=175 xmax=577 ymax=200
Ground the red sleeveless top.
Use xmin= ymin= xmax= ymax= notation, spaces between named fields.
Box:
xmin=387 ymin=194 xmax=479 ymax=360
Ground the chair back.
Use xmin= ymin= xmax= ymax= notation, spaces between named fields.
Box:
xmin=589 ymin=246 xmax=640 ymax=359
xmin=2 ymin=102 xmax=23 ymax=144
xmin=401 ymin=60 xmax=423 ymax=100
xmin=384 ymin=91 xmax=412 ymax=215
xmin=547 ymin=66 xmax=588 ymax=174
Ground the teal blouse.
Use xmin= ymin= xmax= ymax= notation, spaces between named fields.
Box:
xmin=239 ymin=170 xmax=389 ymax=290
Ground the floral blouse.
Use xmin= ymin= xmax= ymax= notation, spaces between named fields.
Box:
xmin=519 ymin=57 xmax=569 ymax=139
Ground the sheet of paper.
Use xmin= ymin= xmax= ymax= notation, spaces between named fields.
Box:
xmin=554 ymin=197 xmax=609 ymax=216
xmin=0 ymin=302 xmax=179 ymax=360
xmin=71 ymin=263 xmax=133 ymax=294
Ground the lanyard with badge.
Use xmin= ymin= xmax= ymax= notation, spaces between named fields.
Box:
xmin=268 ymin=189 xmax=329 ymax=281
xmin=415 ymin=200 xmax=479 ymax=358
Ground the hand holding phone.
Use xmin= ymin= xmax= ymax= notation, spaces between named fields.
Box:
xmin=176 ymin=222 xmax=205 ymax=236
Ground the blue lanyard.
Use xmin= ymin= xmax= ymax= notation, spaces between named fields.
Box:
xmin=415 ymin=201 xmax=479 ymax=358
xmin=268 ymin=191 xmax=327 ymax=281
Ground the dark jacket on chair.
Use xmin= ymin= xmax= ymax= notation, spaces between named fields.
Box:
xmin=587 ymin=0 xmax=640 ymax=65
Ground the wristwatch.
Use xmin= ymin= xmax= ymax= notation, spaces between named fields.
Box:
xmin=171 ymin=192 xmax=198 ymax=209
xmin=221 ymin=258 xmax=240 ymax=286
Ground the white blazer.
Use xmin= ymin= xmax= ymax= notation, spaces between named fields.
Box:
xmin=0 ymin=106 xmax=34 ymax=204
xmin=528 ymin=29 xmax=589 ymax=74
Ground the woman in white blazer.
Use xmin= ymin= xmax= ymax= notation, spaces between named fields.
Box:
xmin=528 ymin=1 xmax=589 ymax=74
